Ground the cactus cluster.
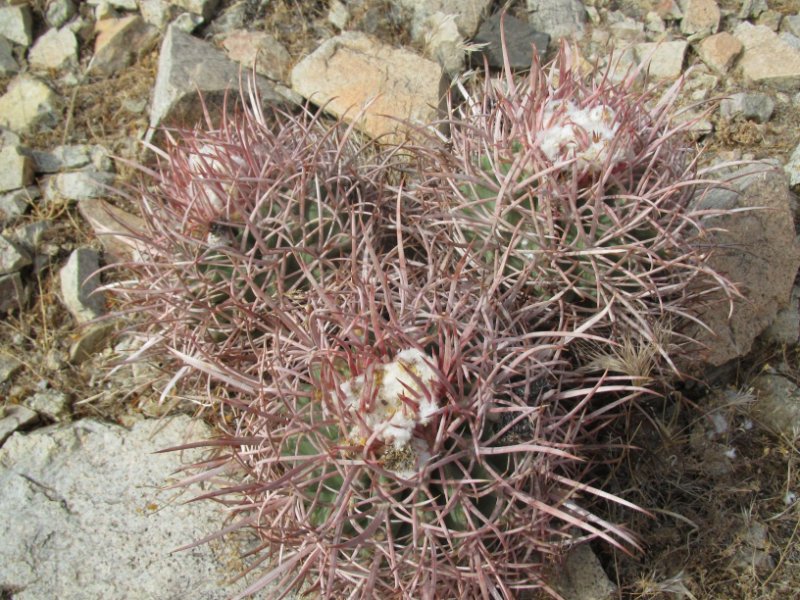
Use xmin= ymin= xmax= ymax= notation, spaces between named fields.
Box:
xmin=115 ymin=47 xmax=734 ymax=599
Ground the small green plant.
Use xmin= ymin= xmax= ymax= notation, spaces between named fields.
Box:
xmin=114 ymin=44 xmax=736 ymax=599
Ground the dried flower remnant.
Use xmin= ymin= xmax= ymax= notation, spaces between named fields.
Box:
xmin=342 ymin=348 xmax=440 ymax=449
xmin=536 ymin=100 xmax=622 ymax=172
xmin=185 ymin=143 xmax=236 ymax=212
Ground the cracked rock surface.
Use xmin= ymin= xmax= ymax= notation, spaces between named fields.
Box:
xmin=0 ymin=415 xmax=273 ymax=599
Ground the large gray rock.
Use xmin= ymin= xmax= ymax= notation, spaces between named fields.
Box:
xmin=59 ymin=247 xmax=106 ymax=323
xmin=150 ymin=26 xmax=283 ymax=132
xmin=31 ymin=145 xmax=93 ymax=174
xmin=291 ymin=32 xmax=445 ymax=141
xmin=0 ymin=75 xmax=61 ymax=134
xmin=473 ymin=12 xmax=550 ymax=69
xmin=734 ymin=22 xmax=800 ymax=90
xmin=719 ymin=92 xmax=775 ymax=123
xmin=0 ymin=145 xmax=34 ymax=193
xmin=0 ymin=416 xmax=271 ymax=599
xmin=694 ymin=167 xmax=800 ymax=367
xmin=0 ymin=35 xmax=19 ymax=77
xmin=28 ymin=27 xmax=79 ymax=71
xmin=527 ymin=0 xmax=586 ymax=42
xmin=50 ymin=169 xmax=115 ymax=202
xmin=0 ymin=4 xmax=33 ymax=47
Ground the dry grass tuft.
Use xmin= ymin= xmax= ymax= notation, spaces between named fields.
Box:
xmin=581 ymin=325 xmax=673 ymax=386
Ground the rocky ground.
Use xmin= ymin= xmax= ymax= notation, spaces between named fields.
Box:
xmin=1 ymin=0 xmax=800 ymax=599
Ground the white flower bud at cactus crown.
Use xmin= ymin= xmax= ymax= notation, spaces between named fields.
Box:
xmin=342 ymin=348 xmax=439 ymax=449
xmin=536 ymin=100 xmax=621 ymax=172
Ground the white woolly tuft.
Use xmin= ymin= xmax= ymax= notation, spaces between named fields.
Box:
xmin=536 ymin=100 xmax=620 ymax=172
xmin=342 ymin=348 xmax=440 ymax=450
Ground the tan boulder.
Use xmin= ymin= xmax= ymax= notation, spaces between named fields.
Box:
xmin=734 ymin=22 xmax=800 ymax=89
xmin=291 ymin=32 xmax=446 ymax=141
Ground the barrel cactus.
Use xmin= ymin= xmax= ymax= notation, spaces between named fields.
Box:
xmin=113 ymin=43 xmax=735 ymax=600
xmin=115 ymin=102 xmax=388 ymax=377
xmin=203 ymin=248 xmax=637 ymax=598
xmin=414 ymin=45 xmax=735 ymax=373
